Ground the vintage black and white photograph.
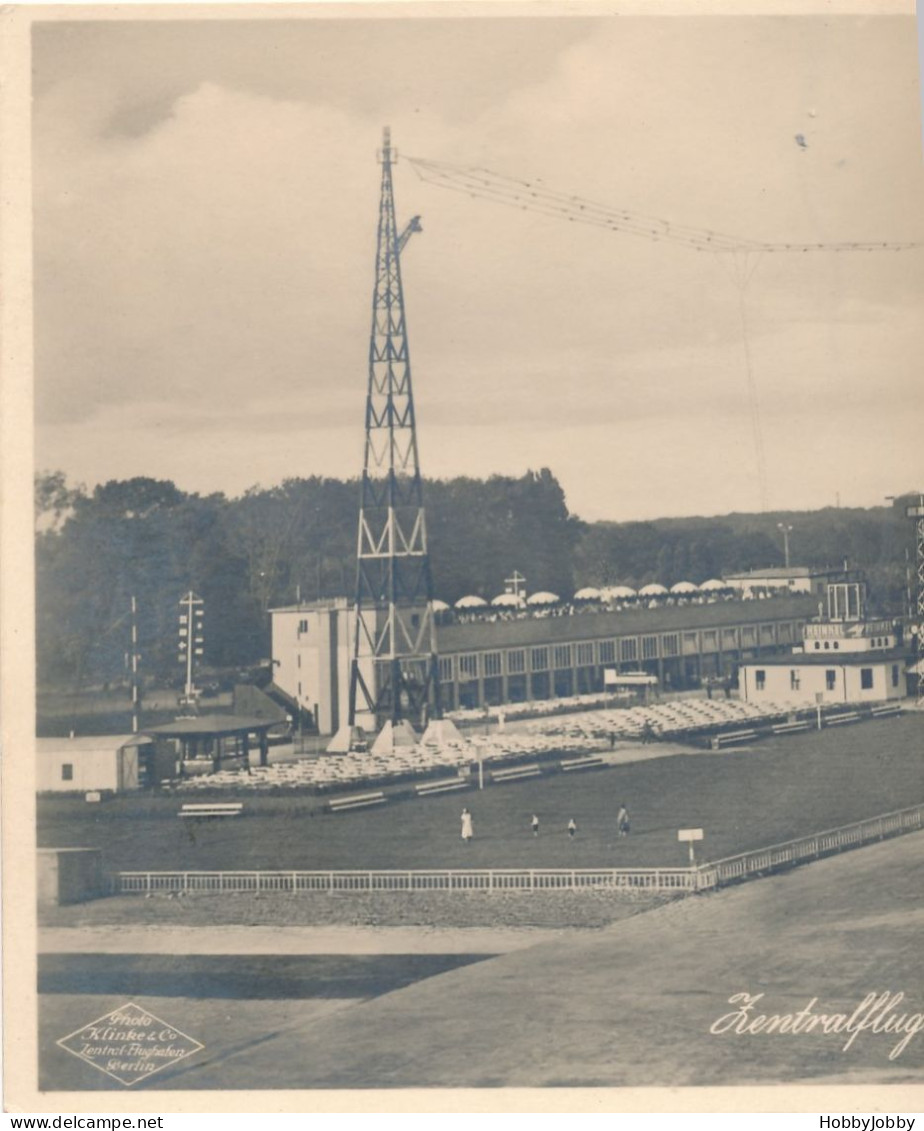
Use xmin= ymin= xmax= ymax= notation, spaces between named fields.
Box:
xmin=5 ymin=0 xmax=924 ymax=1108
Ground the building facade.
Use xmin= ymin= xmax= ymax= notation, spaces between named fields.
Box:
xmin=739 ymin=652 xmax=907 ymax=705
xmin=739 ymin=582 xmax=908 ymax=706
xmin=36 ymin=735 xmax=151 ymax=793
xmin=722 ymin=566 xmax=852 ymax=597
xmin=271 ymin=598 xmax=373 ymax=734
xmin=272 ymin=594 xmax=818 ymax=734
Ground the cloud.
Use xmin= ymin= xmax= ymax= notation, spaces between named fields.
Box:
xmin=32 ymin=14 xmax=924 ymax=519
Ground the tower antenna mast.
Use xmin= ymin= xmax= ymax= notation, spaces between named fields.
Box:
xmin=333 ymin=127 xmax=440 ymax=751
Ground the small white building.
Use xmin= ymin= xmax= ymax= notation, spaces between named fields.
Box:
xmin=37 ymin=734 xmax=152 ymax=793
xmin=739 ymin=581 xmax=908 ymax=707
xmin=723 ymin=566 xmax=850 ymax=598
xmin=740 ymin=652 xmax=906 ymax=706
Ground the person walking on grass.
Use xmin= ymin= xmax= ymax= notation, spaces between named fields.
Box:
xmin=531 ymin=813 xmax=540 ymax=837
xmin=568 ymin=818 xmax=577 ymax=839
xmin=617 ymin=803 xmax=630 ymax=838
xmin=461 ymin=807 xmax=474 ymax=843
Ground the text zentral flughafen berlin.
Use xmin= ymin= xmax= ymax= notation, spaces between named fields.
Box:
xmin=709 ymin=991 xmax=924 ymax=1060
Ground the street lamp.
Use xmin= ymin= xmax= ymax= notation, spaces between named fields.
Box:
xmin=777 ymin=523 xmax=793 ymax=569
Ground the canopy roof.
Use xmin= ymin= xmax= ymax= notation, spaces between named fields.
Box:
xmin=144 ymin=714 xmax=275 ymax=738
xmin=36 ymin=735 xmax=153 ymax=754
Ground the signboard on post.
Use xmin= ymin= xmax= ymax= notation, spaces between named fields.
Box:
xmin=678 ymin=827 xmax=704 ymax=865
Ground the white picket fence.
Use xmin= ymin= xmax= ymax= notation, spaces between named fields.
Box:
xmin=698 ymin=802 xmax=924 ymax=888
xmin=114 ymin=866 xmax=697 ymax=895
xmin=112 ymin=802 xmax=924 ymax=897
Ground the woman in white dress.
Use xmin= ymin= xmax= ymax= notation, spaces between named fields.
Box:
xmin=460 ymin=807 xmax=474 ymax=842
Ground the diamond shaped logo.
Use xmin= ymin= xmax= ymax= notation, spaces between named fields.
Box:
xmin=56 ymin=1002 xmax=203 ymax=1086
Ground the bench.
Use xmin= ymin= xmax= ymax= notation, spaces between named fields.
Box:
xmin=328 ymin=791 xmax=387 ymax=813
xmin=771 ymin=721 xmax=809 ymax=735
xmin=490 ymin=763 xmax=541 ymax=783
xmin=713 ymin=728 xmax=757 ymax=748
xmin=560 ymin=756 xmax=605 ymax=772
xmin=825 ymin=712 xmax=860 ymax=726
xmin=178 ymin=802 xmax=243 ymax=819
xmin=416 ymin=778 xmax=470 ymax=796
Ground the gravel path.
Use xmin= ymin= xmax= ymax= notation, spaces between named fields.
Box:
xmin=39 ymin=923 xmax=565 ymax=955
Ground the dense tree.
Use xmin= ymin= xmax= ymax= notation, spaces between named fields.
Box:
xmin=35 ymin=469 xmax=85 ymax=531
xmin=34 ymin=469 xmax=915 ymax=691
xmin=426 ymin=469 xmax=582 ymax=601
xmin=35 ymin=476 xmax=257 ymax=688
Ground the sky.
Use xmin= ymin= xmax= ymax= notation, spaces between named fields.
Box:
xmin=31 ymin=10 xmax=924 ymax=522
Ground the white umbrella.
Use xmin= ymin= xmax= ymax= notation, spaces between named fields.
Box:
xmin=526 ymin=591 xmax=561 ymax=606
xmin=454 ymin=595 xmax=488 ymax=609
xmin=639 ymin=583 xmax=668 ymax=596
xmin=573 ymin=587 xmax=603 ymax=601
xmin=431 ymin=599 xmax=451 ymax=611
xmin=699 ymin=578 xmax=727 ymax=592
xmin=670 ymin=581 xmax=699 ymax=594
xmin=605 ymin=585 xmax=637 ymax=599
xmin=491 ymin=592 xmax=525 ymax=608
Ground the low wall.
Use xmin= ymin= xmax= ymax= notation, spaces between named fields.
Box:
xmin=37 ymin=847 xmax=105 ymax=905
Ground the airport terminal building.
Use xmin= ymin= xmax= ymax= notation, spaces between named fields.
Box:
xmin=739 ymin=581 xmax=909 ymax=706
xmin=271 ymin=593 xmax=820 ymax=735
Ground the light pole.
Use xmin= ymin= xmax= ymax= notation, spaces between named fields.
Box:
xmin=130 ymin=595 xmax=140 ymax=734
xmin=777 ymin=523 xmax=793 ymax=569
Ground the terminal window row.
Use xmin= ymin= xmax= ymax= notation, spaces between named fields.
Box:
xmin=434 ymin=624 xmax=802 ymax=679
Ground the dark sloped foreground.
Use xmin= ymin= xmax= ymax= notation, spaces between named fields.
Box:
xmin=157 ymin=832 xmax=924 ymax=1090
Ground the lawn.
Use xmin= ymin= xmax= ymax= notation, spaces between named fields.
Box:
xmin=37 ymin=712 xmax=924 ymax=872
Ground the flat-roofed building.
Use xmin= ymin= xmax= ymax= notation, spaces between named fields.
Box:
xmin=272 ymin=594 xmax=817 ymax=734
xmin=740 ymin=581 xmax=908 ymax=706
xmin=271 ymin=597 xmax=373 ymax=734
xmin=36 ymin=734 xmax=153 ymax=793
xmin=722 ymin=565 xmax=852 ymax=597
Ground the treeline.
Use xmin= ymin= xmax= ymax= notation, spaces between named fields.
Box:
xmin=35 ymin=469 xmax=917 ymax=689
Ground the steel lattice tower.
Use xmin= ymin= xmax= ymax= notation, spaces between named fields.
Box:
xmin=913 ymin=499 xmax=924 ymax=623
xmin=345 ymin=127 xmax=441 ymax=740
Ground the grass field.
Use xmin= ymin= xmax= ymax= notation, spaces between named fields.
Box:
xmin=38 ymin=713 xmax=924 ymax=873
